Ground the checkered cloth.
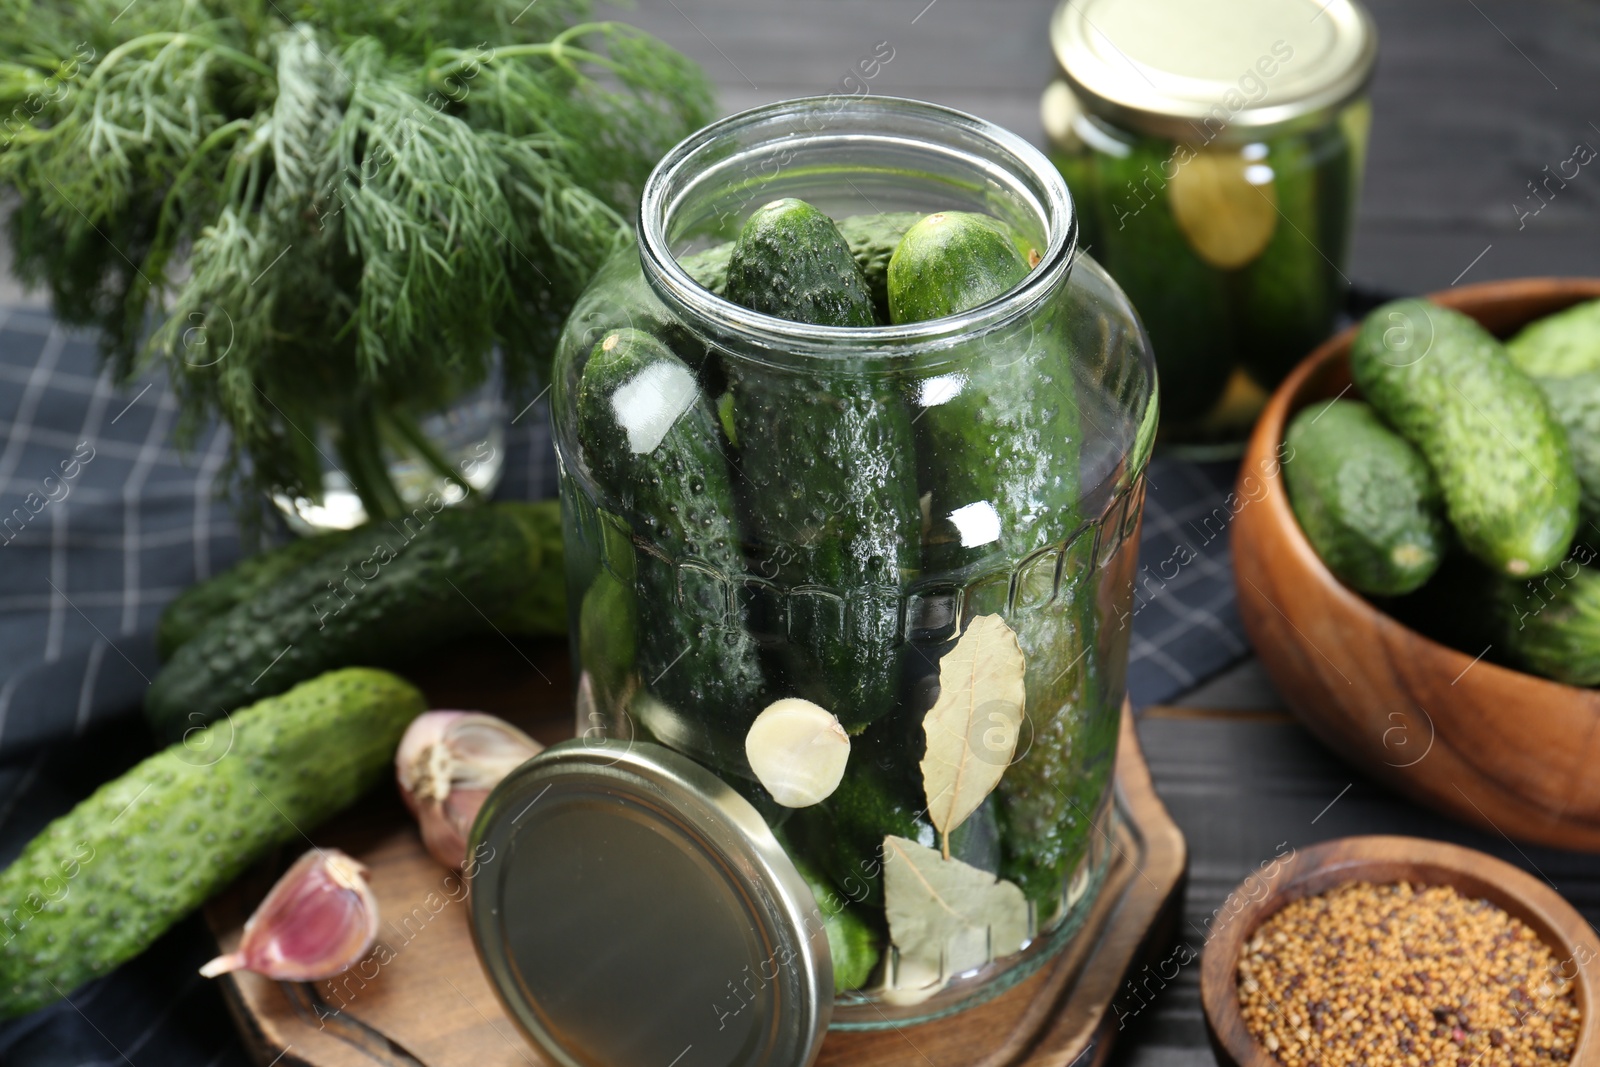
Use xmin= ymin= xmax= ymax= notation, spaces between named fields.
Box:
xmin=0 ymin=305 xmax=1246 ymax=1064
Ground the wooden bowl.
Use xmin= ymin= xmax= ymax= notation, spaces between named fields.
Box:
xmin=1199 ymin=835 xmax=1599 ymax=1067
xmin=1233 ymin=277 xmax=1600 ymax=850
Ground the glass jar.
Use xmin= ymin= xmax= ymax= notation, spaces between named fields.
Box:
xmin=551 ymin=97 xmax=1155 ymax=1025
xmin=272 ymin=367 xmax=507 ymax=534
xmin=1046 ymin=0 xmax=1375 ymax=449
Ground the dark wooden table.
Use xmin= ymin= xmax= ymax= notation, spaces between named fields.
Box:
xmin=607 ymin=1 xmax=1600 ymax=1062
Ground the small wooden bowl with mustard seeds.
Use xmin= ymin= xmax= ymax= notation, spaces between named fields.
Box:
xmin=1200 ymin=835 xmax=1598 ymax=1067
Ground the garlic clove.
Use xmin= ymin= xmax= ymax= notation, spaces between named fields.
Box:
xmin=745 ymin=698 xmax=851 ymax=808
xmin=200 ymin=849 xmax=378 ymax=982
xmin=395 ymin=711 xmax=542 ymax=868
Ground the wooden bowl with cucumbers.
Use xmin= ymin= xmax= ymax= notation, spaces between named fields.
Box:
xmin=1233 ymin=277 xmax=1600 ymax=851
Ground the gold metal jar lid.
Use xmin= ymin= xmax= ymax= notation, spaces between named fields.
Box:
xmin=466 ymin=739 xmax=833 ymax=1067
xmin=1051 ymin=0 xmax=1377 ymax=143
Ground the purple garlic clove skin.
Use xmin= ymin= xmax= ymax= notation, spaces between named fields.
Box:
xmin=395 ymin=711 xmax=543 ymax=869
xmin=200 ymin=849 xmax=379 ymax=982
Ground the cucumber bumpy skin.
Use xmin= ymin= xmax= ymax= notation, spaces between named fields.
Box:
xmin=1507 ymin=299 xmax=1600 ymax=379
xmin=723 ymin=199 xmax=919 ymax=729
xmin=1351 ymin=299 xmax=1578 ymax=578
xmin=1492 ymin=554 xmax=1600 ymax=686
xmin=887 ymin=208 xmax=1106 ymax=912
xmin=156 ymin=529 xmax=355 ymax=660
xmin=1531 ymin=374 xmax=1600 ymax=525
xmin=725 ymin=198 xmax=877 ymax=328
xmin=886 ymin=211 xmax=1030 ymax=326
xmin=144 ymin=502 xmax=564 ymax=740
xmin=1284 ymin=400 xmax=1447 ymax=596
xmin=835 ymin=211 xmax=923 ymax=321
xmin=0 ymin=668 xmax=425 ymax=1018
xmin=676 ymin=211 xmax=922 ymax=323
xmin=576 ymin=328 xmax=765 ymax=763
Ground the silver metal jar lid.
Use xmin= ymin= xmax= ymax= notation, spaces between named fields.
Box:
xmin=1051 ymin=0 xmax=1377 ymax=143
xmin=466 ymin=739 xmax=833 ymax=1067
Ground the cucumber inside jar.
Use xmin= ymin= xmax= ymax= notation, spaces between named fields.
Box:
xmin=1051 ymin=103 xmax=1363 ymax=432
xmin=562 ymin=195 xmax=1140 ymax=1001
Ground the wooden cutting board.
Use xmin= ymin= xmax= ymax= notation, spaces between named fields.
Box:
xmin=204 ymin=639 xmax=1186 ymax=1067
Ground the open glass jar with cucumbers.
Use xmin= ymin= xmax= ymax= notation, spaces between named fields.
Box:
xmin=1045 ymin=0 xmax=1376 ymax=450
xmin=549 ymin=97 xmax=1155 ymax=1025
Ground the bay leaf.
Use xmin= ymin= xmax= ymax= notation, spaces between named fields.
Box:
xmin=1167 ymin=150 xmax=1279 ymax=270
xmin=881 ymin=834 xmax=1029 ymax=1003
xmin=919 ymin=613 xmax=1025 ymax=857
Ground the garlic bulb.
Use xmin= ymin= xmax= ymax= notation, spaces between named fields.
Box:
xmin=395 ymin=711 xmax=542 ymax=868
xmin=200 ymin=849 xmax=378 ymax=982
xmin=745 ymin=698 xmax=851 ymax=807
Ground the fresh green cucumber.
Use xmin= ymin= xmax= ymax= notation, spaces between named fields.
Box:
xmin=1507 ymin=299 xmax=1600 ymax=379
xmin=680 ymin=241 xmax=733 ymax=296
xmin=835 ymin=211 xmax=923 ymax=321
xmin=1529 ymin=373 xmax=1600 ymax=524
xmin=1351 ymin=299 xmax=1578 ymax=577
xmin=886 ymin=211 xmax=1031 ymax=325
xmin=1284 ymin=400 xmax=1447 ymax=596
xmin=677 ymin=212 xmax=923 ymax=323
xmin=886 ymin=208 xmax=1104 ymax=912
xmin=144 ymin=502 xmax=564 ymax=739
xmin=579 ymin=566 xmax=637 ymax=711
xmin=576 ymin=328 xmax=765 ymax=765
xmin=989 ymin=539 xmax=1111 ymax=918
xmin=0 ymin=668 xmax=425 ymax=1018
xmin=787 ymin=852 xmax=881 ymax=993
xmin=725 ymin=198 xmax=876 ymax=327
xmin=156 ymin=530 xmax=356 ymax=659
xmin=723 ymin=199 xmax=919 ymax=729
xmin=1096 ymin=140 xmax=1235 ymax=423
xmin=788 ymin=756 xmax=1000 ymax=909
xmin=1232 ymin=134 xmax=1342 ymax=390
xmin=1492 ymin=555 xmax=1600 ymax=686
xmin=1506 ymin=305 xmax=1600 ymax=524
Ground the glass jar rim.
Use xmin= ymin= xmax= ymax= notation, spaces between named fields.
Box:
xmin=636 ymin=95 xmax=1078 ymax=359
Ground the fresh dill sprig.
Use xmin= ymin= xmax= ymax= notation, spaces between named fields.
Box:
xmin=0 ymin=1 xmax=714 ymax=521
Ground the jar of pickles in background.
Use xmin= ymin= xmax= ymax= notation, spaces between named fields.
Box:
xmin=535 ymin=96 xmax=1154 ymax=1037
xmin=1046 ymin=0 xmax=1376 ymax=450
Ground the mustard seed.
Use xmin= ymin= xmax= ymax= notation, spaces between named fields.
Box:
xmin=1236 ymin=881 xmax=1581 ymax=1066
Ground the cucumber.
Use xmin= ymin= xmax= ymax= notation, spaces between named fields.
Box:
xmin=1529 ymin=374 xmax=1600 ymax=524
xmin=0 ymin=668 xmax=424 ymax=1018
xmin=1507 ymin=299 xmax=1600 ymax=379
xmin=156 ymin=530 xmax=355 ymax=660
xmin=723 ymin=199 xmax=919 ymax=729
xmin=676 ymin=213 xmax=922 ymax=323
xmin=725 ymin=198 xmax=876 ymax=327
xmin=886 ymin=211 xmax=1030 ymax=325
xmin=1232 ymin=134 xmax=1342 ymax=390
xmin=787 ymin=852 xmax=881 ymax=993
xmin=1506 ymin=306 xmax=1600 ymax=524
xmin=144 ymin=502 xmax=564 ymax=740
xmin=579 ymin=566 xmax=637 ymax=711
xmin=990 ymin=541 xmax=1110 ymax=918
xmin=886 ymin=208 xmax=1103 ymax=914
xmin=1492 ymin=555 xmax=1600 ymax=686
xmin=576 ymin=328 xmax=765 ymax=765
xmin=788 ymin=755 xmax=1000 ymax=909
xmin=681 ymin=241 xmax=733 ymax=296
xmin=1351 ymin=299 xmax=1578 ymax=577
xmin=1096 ymin=140 xmax=1235 ymax=423
xmin=835 ymin=211 xmax=923 ymax=321
xmin=1284 ymin=400 xmax=1447 ymax=596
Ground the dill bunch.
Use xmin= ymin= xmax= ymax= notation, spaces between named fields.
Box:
xmin=0 ymin=0 xmax=713 ymax=520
